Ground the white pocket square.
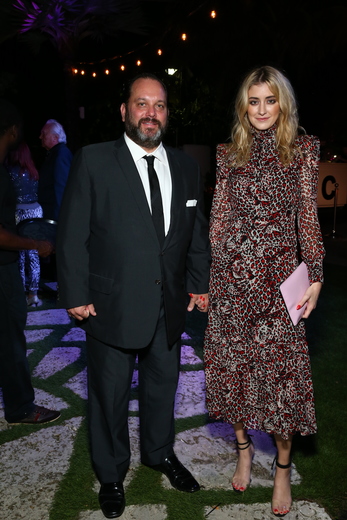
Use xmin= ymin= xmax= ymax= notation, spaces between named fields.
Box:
xmin=186 ymin=199 xmax=197 ymax=207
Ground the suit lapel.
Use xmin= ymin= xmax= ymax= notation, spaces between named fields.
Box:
xmin=113 ymin=138 xmax=159 ymax=245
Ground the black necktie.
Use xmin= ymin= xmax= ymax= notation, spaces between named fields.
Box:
xmin=144 ymin=155 xmax=165 ymax=246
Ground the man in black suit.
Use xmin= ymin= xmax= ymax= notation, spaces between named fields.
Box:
xmin=56 ymin=74 xmax=210 ymax=519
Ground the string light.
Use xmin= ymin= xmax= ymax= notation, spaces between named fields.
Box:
xmin=72 ymin=8 xmax=220 ymax=77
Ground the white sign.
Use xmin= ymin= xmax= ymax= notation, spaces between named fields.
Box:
xmin=317 ymin=163 xmax=347 ymax=207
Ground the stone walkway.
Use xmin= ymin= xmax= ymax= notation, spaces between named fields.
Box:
xmin=0 ymin=285 xmax=333 ymax=520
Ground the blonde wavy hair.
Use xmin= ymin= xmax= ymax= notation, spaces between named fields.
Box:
xmin=228 ymin=66 xmax=299 ymax=166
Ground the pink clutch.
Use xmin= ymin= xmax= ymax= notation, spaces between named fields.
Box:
xmin=280 ymin=262 xmax=310 ymax=326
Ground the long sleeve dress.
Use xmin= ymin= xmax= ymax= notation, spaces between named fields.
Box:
xmin=203 ymin=125 xmax=325 ymax=440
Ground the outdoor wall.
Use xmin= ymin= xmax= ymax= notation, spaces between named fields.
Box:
xmin=182 ymin=145 xmax=211 ymax=185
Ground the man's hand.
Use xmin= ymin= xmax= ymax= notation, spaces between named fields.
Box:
xmin=67 ymin=304 xmax=97 ymax=321
xmin=36 ymin=240 xmax=54 ymax=257
xmin=0 ymin=224 xmax=53 ymax=256
xmin=187 ymin=293 xmax=209 ymax=312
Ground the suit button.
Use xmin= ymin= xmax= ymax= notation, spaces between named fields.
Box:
xmin=155 ymin=279 xmax=161 ymax=285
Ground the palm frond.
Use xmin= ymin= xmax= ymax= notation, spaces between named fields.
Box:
xmin=11 ymin=0 xmax=148 ymax=51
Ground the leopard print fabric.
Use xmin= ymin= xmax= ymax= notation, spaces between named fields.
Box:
xmin=204 ymin=125 xmax=325 ymax=440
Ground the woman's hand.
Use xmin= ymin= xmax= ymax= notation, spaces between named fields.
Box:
xmin=297 ymin=282 xmax=322 ymax=319
xmin=187 ymin=293 xmax=209 ymax=312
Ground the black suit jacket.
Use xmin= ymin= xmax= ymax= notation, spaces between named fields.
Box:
xmin=38 ymin=143 xmax=73 ymax=220
xmin=56 ymin=136 xmax=210 ymax=348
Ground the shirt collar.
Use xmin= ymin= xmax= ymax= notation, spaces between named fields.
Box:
xmin=124 ymin=133 xmax=166 ymax=164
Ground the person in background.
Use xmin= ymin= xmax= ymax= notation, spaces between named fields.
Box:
xmin=6 ymin=141 xmax=43 ymax=306
xmin=38 ymin=119 xmax=73 ymax=221
xmin=0 ymin=98 xmax=60 ymax=425
xmin=204 ymin=66 xmax=325 ymax=517
xmin=56 ymin=73 xmax=210 ymax=519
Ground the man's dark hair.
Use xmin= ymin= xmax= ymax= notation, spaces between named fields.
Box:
xmin=123 ymin=73 xmax=168 ymax=104
xmin=0 ymin=99 xmax=22 ymax=136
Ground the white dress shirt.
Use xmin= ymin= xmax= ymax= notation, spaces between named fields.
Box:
xmin=124 ymin=133 xmax=172 ymax=235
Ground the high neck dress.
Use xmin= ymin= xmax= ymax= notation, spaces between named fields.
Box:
xmin=204 ymin=126 xmax=325 ymax=439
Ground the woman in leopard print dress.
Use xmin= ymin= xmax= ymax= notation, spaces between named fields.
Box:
xmin=204 ymin=66 xmax=324 ymax=517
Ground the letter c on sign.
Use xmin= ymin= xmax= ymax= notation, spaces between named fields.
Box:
xmin=322 ymin=175 xmax=336 ymax=200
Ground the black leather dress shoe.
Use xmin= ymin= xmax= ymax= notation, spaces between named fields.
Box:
xmin=98 ymin=482 xmax=125 ymax=519
xmin=153 ymin=454 xmax=200 ymax=492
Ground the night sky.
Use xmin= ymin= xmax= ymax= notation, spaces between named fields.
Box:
xmin=1 ymin=0 xmax=347 ymax=163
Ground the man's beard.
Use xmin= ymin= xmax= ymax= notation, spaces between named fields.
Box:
xmin=125 ymin=112 xmax=168 ymax=149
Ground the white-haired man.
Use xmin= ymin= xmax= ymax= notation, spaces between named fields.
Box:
xmin=38 ymin=119 xmax=73 ymax=221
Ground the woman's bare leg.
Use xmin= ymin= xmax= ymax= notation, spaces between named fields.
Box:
xmin=272 ymin=434 xmax=292 ymax=516
xmin=232 ymin=422 xmax=255 ymax=492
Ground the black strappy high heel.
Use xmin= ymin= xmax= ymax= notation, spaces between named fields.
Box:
xmin=271 ymin=456 xmax=292 ymax=517
xmin=232 ymin=436 xmax=254 ymax=493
